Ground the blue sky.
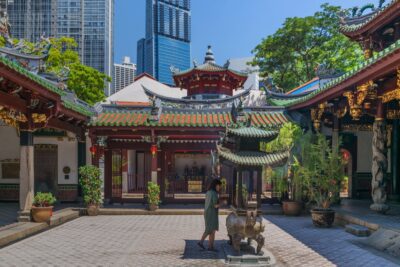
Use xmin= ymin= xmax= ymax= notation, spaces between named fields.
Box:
xmin=114 ymin=0 xmax=365 ymax=66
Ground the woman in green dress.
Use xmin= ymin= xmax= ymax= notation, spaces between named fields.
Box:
xmin=198 ymin=179 xmax=221 ymax=252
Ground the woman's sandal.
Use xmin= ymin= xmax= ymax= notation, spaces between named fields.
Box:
xmin=207 ymin=247 xmax=219 ymax=253
xmin=197 ymin=242 xmax=206 ymax=250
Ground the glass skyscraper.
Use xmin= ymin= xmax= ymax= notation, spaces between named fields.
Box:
xmin=7 ymin=0 xmax=57 ymax=41
xmin=137 ymin=0 xmax=191 ymax=85
xmin=4 ymin=0 xmax=114 ymax=96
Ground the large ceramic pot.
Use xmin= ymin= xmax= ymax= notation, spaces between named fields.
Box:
xmin=282 ymin=201 xmax=302 ymax=216
xmin=31 ymin=206 xmax=53 ymax=223
xmin=310 ymin=208 xmax=335 ymax=228
xmin=148 ymin=204 xmax=158 ymax=211
xmin=87 ymin=204 xmax=99 ymax=216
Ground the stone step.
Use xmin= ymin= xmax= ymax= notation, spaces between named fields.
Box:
xmin=50 ymin=209 xmax=79 ymax=227
xmin=0 ymin=222 xmax=47 ymax=248
xmin=345 ymin=224 xmax=371 ymax=237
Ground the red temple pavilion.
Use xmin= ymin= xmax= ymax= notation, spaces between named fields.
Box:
xmin=89 ymin=47 xmax=288 ymax=204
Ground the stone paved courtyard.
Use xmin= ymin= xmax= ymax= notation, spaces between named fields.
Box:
xmin=0 ymin=215 xmax=399 ymax=267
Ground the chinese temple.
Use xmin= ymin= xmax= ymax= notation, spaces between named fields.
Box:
xmin=0 ymin=21 xmax=93 ymax=220
xmin=88 ymin=46 xmax=289 ymax=204
xmin=268 ymin=0 xmax=400 ymax=211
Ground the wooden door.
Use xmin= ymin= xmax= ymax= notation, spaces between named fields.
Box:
xmin=34 ymin=144 xmax=58 ymax=194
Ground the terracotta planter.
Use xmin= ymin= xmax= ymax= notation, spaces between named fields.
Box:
xmin=87 ymin=205 xmax=99 ymax=216
xmin=310 ymin=208 xmax=335 ymax=228
xmin=282 ymin=201 xmax=302 ymax=216
xmin=31 ymin=206 xmax=53 ymax=223
xmin=148 ymin=204 xmax=158 ymax=211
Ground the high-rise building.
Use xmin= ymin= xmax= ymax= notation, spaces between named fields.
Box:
xmin=137 ymin=0 xmax=191 ymax=85
xmin=7 ymin=0 xmax=57 ymax=41
xmin=112 ymin=56 xmax=136 ymax=94
xmin=4 ymin=0 xmax=114 ymax=96
xmin=57 ymin=0 xmax=83 ymax=57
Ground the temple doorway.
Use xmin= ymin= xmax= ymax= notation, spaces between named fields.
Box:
xmin=34 ymin=144 xmax=58 ymax=194
xmin=340 ymin=148 xmax=353 ymax=198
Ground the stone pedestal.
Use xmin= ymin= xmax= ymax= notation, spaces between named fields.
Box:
xmin=222 ymin=241 xmax=278 ymax=266
xmin=18 ymin=131 xmax=34 ymax=221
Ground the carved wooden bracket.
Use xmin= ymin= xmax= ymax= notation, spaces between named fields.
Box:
xmin=343 ymin=80 xmax=376 ymax=120
xmin=381 ymin=68 xmax=400 ymax=104
xmin=310 ymin=102 xmax=326 ymax=130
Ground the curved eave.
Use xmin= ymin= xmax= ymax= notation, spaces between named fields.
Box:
xmin=173 ymin=68 xmax=247 ymax=81
xmin=226 ymin=127 xmax=279 ymax=139
xmin=339 ymin=0 xmax=400 ymax=38
xmin=142 ymin=85 xmax=251 ymax=104
xmin=276 ymin=40 xmax=400 ymax=110
xmin=217 ymin=145 xmax=288 ymax=167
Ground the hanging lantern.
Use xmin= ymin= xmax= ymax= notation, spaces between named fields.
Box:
xmin=150 ymin=144 xmax=157 ymax=157
xmin=341 ymin=150 xmax=350 ymax=164
xmin=89 ymin=145 xmax=97 ymax=156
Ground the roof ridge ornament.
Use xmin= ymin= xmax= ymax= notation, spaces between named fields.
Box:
xmin=204 ymin=45 xmax=216 ymax=64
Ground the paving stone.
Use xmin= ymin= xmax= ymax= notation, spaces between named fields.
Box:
xmin=0 ymin=215 xmax=398 ymax=266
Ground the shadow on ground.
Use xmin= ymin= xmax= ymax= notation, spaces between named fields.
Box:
xmin=182 ymin=239 xmax=226 ymax=260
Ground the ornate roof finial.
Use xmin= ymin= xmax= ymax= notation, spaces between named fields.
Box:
xmin=204 ymin=45 xmax=215 ymax=64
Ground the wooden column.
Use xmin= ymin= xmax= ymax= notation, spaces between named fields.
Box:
xmin=249 ymin=170 xmax=254 ymax=201
xmin=104 ymin=149 xmax=112 ymax=201
xmin=151 ymin=144 xmax=158 ymax=183
xmin=370 ymin=99 xmax=389 ymax=212
xmin=391 ymin=119 xmax=400 ymax=199
xmin=77 ymin=140 xmax=86 ymax=197
xmin=332 ymin=114 xmax=340 ymax=153
xmin=18 ymin=130 xmax=34 ymax=222
xmin=237 ymin=169 xmax=243 ymax=209
xmin=232 ymin=167 xmax=237 ymax=207
xmin=256 ymin=168 xmax=262 ymax=208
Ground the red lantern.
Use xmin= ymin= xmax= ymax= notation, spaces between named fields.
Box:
xmin=150 ymin=144 xmax=157 ymax=157
xmin=89 ymin=146 xmax=97 ymax=156
xmin=341 ymin=150 xmax=350 ymax=163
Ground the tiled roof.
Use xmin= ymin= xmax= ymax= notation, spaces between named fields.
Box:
xmin=0 ymin=56 xmax=65 ymax=96
xmin=173 ymin=61 xmax=247 ymax=77
xmin=227 ymin=127 xmax=278 ymax=138
xmin=267 ymin=39 xmax=400 ymax=108
xmin=90 ymin=111 xmax=232 ymax=127
xmin=90 ymin=110 xmax=289 ymax=128
xmin=217 ymin=145 xmax=288 ymax=167
xmin=0 ymin=56 xmax=93 ymax=117
xmin=250 ymin=111 xmax=288 ymax=127
xmin=339 ymin=0 xmax=398 ymax=33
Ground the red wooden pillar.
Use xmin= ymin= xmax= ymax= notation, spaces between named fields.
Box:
xmin=150 ymin=144 xmax=158 ymax=184
xmin=104 ymin=149 xmax=112 ymax=200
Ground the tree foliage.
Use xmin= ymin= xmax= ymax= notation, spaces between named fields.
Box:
xmin=1 ymin=36 xmax=108 ymax=105
xmin=46 ymin=37 xmax=109 ymax=105
xmin=251 ymin=4 xmax=363 ymax=91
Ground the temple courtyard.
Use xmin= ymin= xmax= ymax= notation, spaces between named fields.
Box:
xmin=0 ymin=213 xmax=398 ymax=267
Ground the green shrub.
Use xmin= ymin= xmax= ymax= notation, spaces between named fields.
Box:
xmin=33 ymin=192 xmax=56 ymax=207
xmin=147 ymin=181 xmax=161 ymax=206
xmin=79 ymin=165 xmax=102 ymax=206
xmin=295 ymin=133 xmax=345 ymax=209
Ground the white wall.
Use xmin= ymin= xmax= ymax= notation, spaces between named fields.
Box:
xmin=356 ymin=131 xmax=373 ymax=173
xmin=0 ymin=126 xmax=20 ymax=184
xmin=0 ymin=126 xmax=79 ymax=185
xmin=34 ymin=134 xmax=78 ymax=184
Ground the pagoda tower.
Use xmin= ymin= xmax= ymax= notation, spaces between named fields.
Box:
xmin=218 ymin=113 xmax=288 ymax=255
xmin=172 ymin=45 xmax=248 ymax=99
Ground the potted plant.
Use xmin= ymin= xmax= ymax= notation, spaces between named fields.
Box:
xmin=297 ymin=133 xmax=345 ymax=227
xmin=31 ymin=192 xmax=56 ymax=223
xmin=147 ymin=181 xmax=160 ymax=211
xmin=263 ymin=122 xmax=303 ymax=216
xmin=79 ymin=165 xmax=102 ymax=216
